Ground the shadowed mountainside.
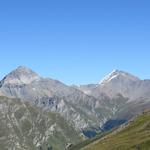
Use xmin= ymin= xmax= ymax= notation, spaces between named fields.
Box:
xmin=70 ymin=110 xmax=150 ymax=150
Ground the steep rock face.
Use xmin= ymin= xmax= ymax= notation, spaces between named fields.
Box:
xmin=74 ymin=84 xmax=98 ymax=95
xmin=78 ymin=70 xmax=150 ymax=101
xmin=76 ymin=70 xmax=150 ymax=126
xmin=1 ymin=66 xmax=150 ymax=139
xmin=0 ymin=96 xmax=81 ymax=150
xmin=0 ymin=67 xmax=114 ymax=131
xmin=97 ymin=70 xmax=141 ymax=99
xmin=0 ymin=66 xmax=41 ymax=86
xmin=113 ymin=98 xmax=150 ymax=120
xmin=99 ymin=70 xmax=140 ymax=85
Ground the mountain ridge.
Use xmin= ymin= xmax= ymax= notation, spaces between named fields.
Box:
xmin=0 ymin=66 xmax=150 ymax=150
xmin=0 ymin=66 xmax=41 ymax=86
xmin=98 ymin=69 xmax=140 ymax=85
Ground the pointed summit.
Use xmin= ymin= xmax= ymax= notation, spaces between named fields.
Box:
xmin=15 ymin=65 xmax=32 ymax=71
xmin=0 ymin=66 xmax=40 ymax=85
xmin=99 ymin=69 xmax=140 ymax=85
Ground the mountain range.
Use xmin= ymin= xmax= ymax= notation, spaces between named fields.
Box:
xmin=0 ymin=66 xmax=150 ymax=150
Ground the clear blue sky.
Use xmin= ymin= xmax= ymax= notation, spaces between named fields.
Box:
xmin=0 ymin=0 xmax=150 ymax=85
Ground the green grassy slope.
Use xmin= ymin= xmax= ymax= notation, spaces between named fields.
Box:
xmin=74 ymin=110 xmax=150 ymax=150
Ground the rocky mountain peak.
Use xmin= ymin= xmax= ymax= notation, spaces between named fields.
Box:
xmin=99 ymin=69 xmax=140 ymax=85
xmin=0 ymin=66 xmax=41 ymax=85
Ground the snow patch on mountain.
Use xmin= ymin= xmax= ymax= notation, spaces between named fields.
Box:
xmin=99 ymin=69 xmax=140 ymax=85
